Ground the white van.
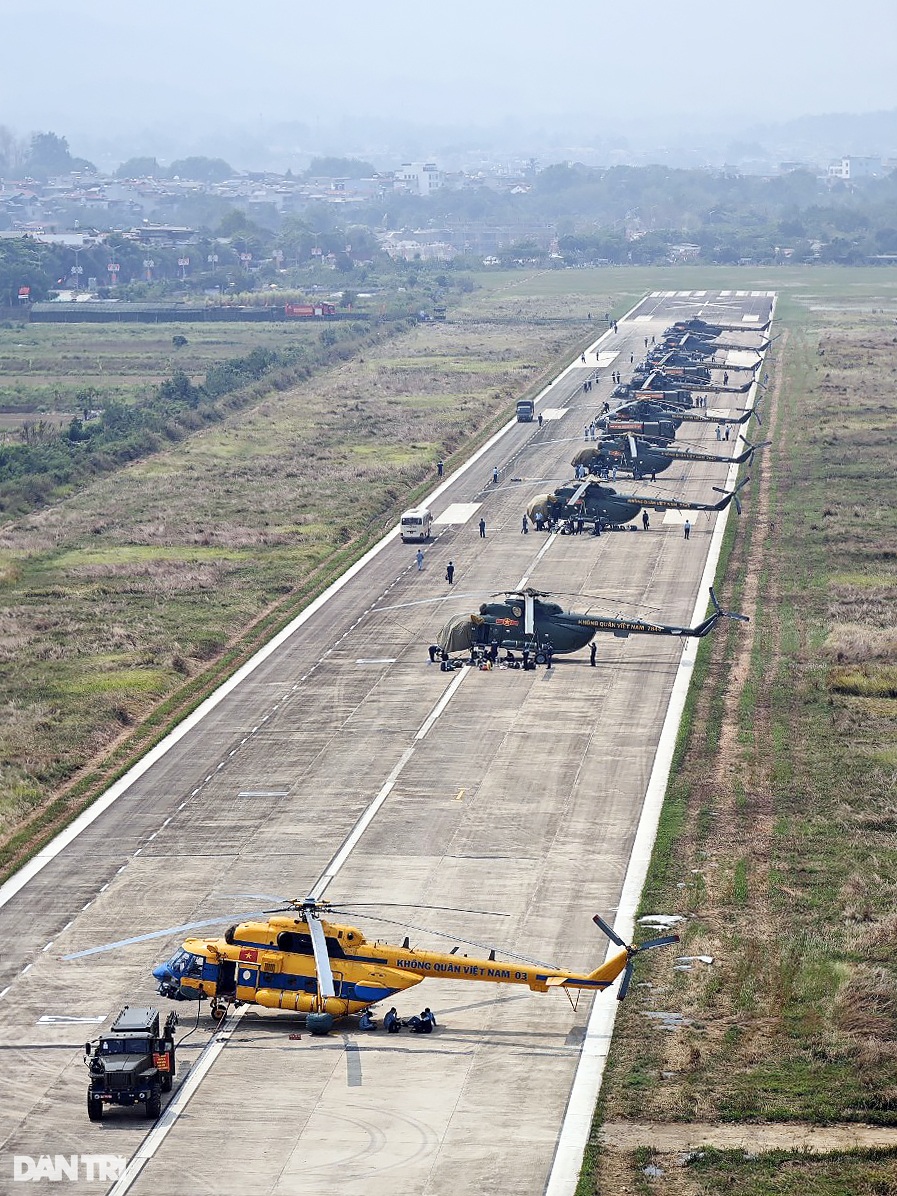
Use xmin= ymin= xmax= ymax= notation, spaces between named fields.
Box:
xmin=400 ymin=507 xmax=433 ymax=542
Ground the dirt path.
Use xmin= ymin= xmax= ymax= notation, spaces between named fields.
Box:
xmin=601 ymin=1119 xmax=897 ymax=1154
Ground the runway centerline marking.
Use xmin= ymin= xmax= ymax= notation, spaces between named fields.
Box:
xmin=311 ymin=665 xmax=470 ymax=902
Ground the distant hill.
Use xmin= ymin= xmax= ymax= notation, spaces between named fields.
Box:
xmin=746 ymin=108 xmax=897 ymax=159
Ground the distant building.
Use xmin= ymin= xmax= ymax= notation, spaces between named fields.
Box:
xmin=668 ymin=244 xmax=701 ymax=263
xmin=827 ymin=156 xmax=884 ymax=180
xmin=395 ymin=163 xmax=443 ymax=197
xmin=379 ymin=228 xmax=455 ymax=262
xmin=122 ymin=224 xmax=197 ymax=247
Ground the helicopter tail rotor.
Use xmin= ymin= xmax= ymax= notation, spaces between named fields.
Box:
xmin=711 ymin=475 xmax=749 ymax=515
xmin=593 ymin=915 xmax=679 ymax=1000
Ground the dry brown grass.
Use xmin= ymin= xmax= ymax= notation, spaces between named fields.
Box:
xmin=0 ymin=317 xmax=572 ymax=843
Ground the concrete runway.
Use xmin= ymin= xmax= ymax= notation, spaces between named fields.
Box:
xmin=0 ymin=289 xmax=774 ymax=1195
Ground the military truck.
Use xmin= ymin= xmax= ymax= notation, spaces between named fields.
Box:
xmin=85 ymin=1006 xmax=177 ymax=1121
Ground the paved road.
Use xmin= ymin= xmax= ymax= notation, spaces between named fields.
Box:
xmin=0 ymin=289 xmax=774 ymax=1195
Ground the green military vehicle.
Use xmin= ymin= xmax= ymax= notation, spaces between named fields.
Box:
xmin=85 ymin=1005 xmax=177 ymax=1120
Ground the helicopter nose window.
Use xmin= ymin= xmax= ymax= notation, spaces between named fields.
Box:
xmin=167 ymin=948 xmax=202 ymax=977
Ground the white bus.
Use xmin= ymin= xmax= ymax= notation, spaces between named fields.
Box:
xmin=400 ymin=507 xmax=433 ymax=542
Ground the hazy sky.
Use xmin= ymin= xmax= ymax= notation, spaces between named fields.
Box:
xmin=2 ymin=0 xmax=895 ymax=151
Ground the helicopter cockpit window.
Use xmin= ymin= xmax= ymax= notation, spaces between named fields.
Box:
xmin=167 ymin=948 xmax=202 ymax=977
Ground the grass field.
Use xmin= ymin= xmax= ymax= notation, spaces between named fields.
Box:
xmin=2 ymin=266 xmax=895 ymax=1193
xmin=0 ymin=320 xmax=338 ymax=416
xmin=0 ymin=308 xmax=585 ymax=861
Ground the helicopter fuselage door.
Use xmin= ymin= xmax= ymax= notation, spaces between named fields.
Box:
xmin=524 ymin=593 xmax=534 ymax=637
xmin=218 ymin=959 xmax=237 ymax=996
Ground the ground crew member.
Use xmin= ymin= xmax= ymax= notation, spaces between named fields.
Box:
xmin=446 ymin=560 xmax=455 ymax=584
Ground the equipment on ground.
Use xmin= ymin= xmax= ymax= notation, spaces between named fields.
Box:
xmin=84 ymin=1005 xmax=177 ymax=1121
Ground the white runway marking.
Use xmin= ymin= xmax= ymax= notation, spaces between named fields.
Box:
xmin=38 ymin=1014 xmax=106 ymax=1025
xmin=435 ymin=502 xmax=481 ymax=525
xmin=594 ymin=352 xmax=618 ymax=367
xmin=726 ymin=350 xmax=761 ymax=367
xmin=539 ymin=407 xmax=568 ymax=421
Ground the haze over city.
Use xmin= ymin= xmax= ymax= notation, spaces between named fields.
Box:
xmin=2 ymin=0 xmax=896 ymax=170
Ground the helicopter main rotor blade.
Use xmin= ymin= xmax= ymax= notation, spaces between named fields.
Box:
xmin=62 ymin=911 xmax=271 ymax=960
xmin=361 ymin=911 xmax=559 ymax=970
xmin=372 ymin=592 xmax=488 ymax=613
xmin=329 ymin=902 xmax=510 ymax=917
xmin=306 ymin=910 xmax=336 ymax=1000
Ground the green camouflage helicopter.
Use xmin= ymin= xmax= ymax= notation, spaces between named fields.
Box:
xmin=571 ymin=434 xmax=769 ymax=480
xmin=436 ymin=587 xmax=747 ymax=663
xmin=527 ymin=475 xmax=749 ymax=529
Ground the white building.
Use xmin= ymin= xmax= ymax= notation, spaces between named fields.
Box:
xmin=827 ymin=156 xmax=884 ymax=180
xmin=395 ymin=163 xmax=443 ymax=196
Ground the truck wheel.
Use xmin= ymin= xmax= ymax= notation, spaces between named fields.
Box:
xmin=161 ymin=1072 xmax=173 ymax=1093
xmin=145 ymin=1090 xmax=162 ymax=1119
xmin=87 ymin=1094 xmax=103 ymax=1122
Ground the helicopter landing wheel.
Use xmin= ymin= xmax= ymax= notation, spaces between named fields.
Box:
xmin=534 ymin=651 xmax=547 ymax=665
xmin=306 ymin=1012 xmax=335 ymax=1036
xmin=210 ymin=1002 xmax=227 ymax=1023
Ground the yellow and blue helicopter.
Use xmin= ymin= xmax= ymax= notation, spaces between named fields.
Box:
xmin=65 ymin=900 xmax=678 ymax=1035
